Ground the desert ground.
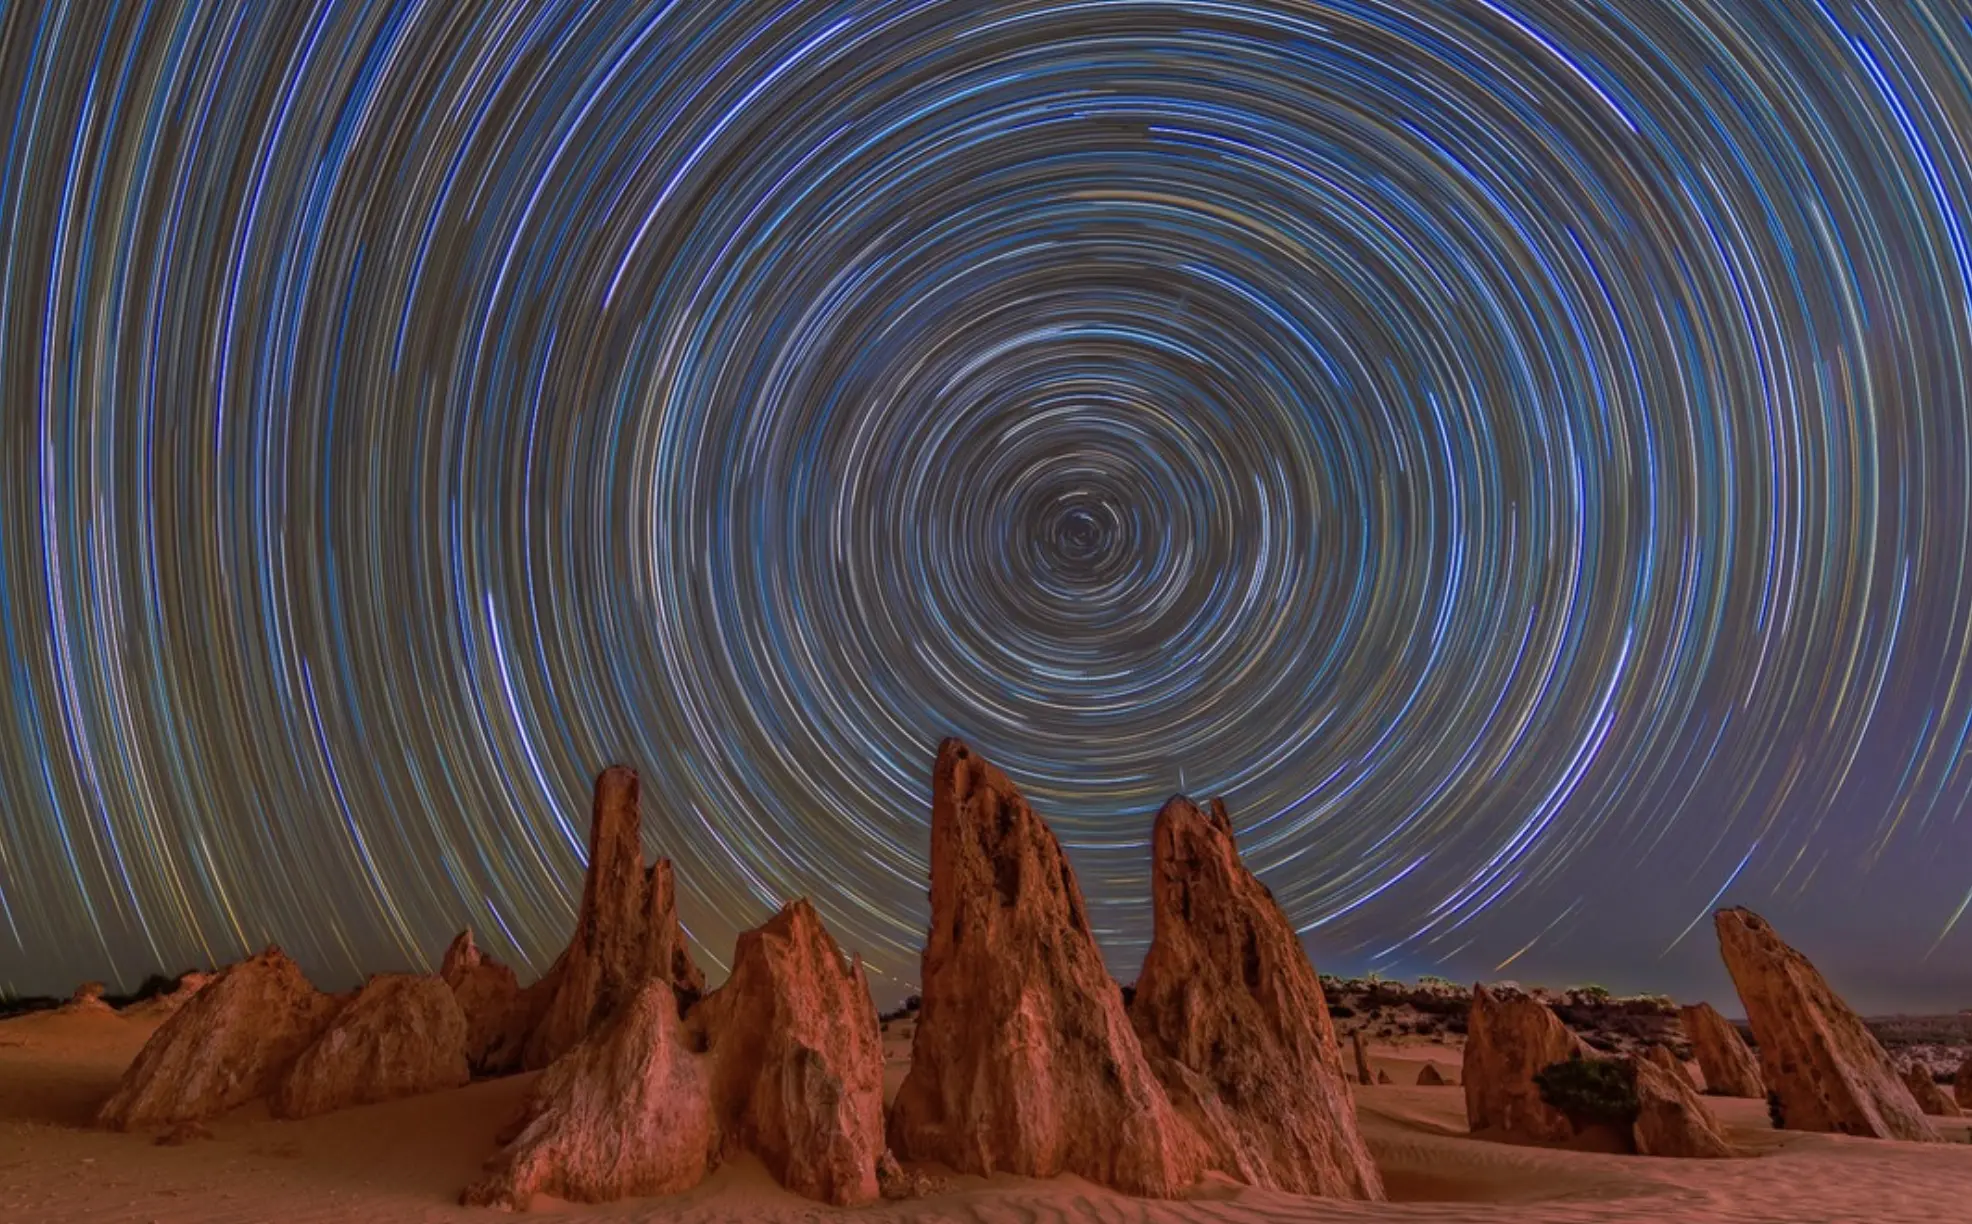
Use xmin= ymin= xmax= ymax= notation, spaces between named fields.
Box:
xmin=6 ymin=1000 xmax=1971 ymax=1224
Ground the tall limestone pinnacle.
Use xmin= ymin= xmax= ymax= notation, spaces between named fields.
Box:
xmin=1714 ymin=907 xmax=1936 ymax=1141
xmin=1130 ymin=794 xmax=1382 ymax=1199
xmin=524 ymin=766 xmax=704 ymax=1069
xmin=888 ymin=739 xmax=1206 ymax=1197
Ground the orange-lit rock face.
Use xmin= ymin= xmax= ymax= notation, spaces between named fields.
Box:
xmin=1130 ymin=795 xmax=1381 ymax=1199
xmin=889 ymin=739 xmax=1205 ymax=1197
xmin=1715 ymin=908 xmax=1936 ymax=1141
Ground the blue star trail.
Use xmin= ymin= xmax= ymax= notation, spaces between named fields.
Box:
xmin=2 ymin=0 xmax=1970 ymax=1010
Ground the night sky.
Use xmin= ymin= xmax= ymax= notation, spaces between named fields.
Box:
xmin=2 ymin=0 xmax=1970 ymax=1015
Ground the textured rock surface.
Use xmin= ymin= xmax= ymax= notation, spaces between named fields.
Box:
xmin=272 ymin=974 xmax=469 ymax=1118
xmin=63 ymin=981 xmax=112 ymax=1014
xmin=524 ymin=767 xmax=702 ymax=1069
xmin=439 ymin=929 xmax=525 ymax=1076
xmin=98 ymin=947 xmax=342 ymax=1129
xmin=1351 ymin=1030 xmax=1372 ymax=1087
xmin=1630 ymin=1054 xmax=1735 ymax=1158
xmin=1462 ymin=984 xmax=1582 ymax=1144
xmin=1679 ymin=1002 xmax=1764 ymax=1098
xmin=889 ymin=740 xmax=1204 ymax=1197
xmin=1902 ymin=1063 xmax=1962 ymax=1118
xmin=1416 ymin=1062 xmax=1449 ymax=1087
xmin=1958 ymin=1052 xmax=1972 ymax=1111
xmin=1644 ymin=1043 xmax=1698 ymax=1093
xmin=1131 ymin=795 xmax=1380 ymax=1198
xmin=463 ymin=980 xmax=714 ymax=1208
xmin=696 ymin=899 xmax=885 ymax=1206
xmin=1715 ymin=908 xmax=1935 ymax=1141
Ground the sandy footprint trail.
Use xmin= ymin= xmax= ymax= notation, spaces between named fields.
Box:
xmin=4 ymin=1006 xmax=1971 ymax=1224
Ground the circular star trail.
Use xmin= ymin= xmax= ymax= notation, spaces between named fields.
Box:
xmin=3 ymin=0 xmax=1972 ymax=1002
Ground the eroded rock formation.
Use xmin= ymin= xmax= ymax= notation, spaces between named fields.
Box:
xmin=1351 ymin=1030 xmax=1372 ymax=1086
xmin=1417 ymin=1062 xmax=1449 ymax=1087
xmin=98 ymin=947 xmax=342 ymax=1130
xmin=463 ymin=979 xmax=714 ymax=1209
xmin=1129 ymin=795 xmax=1381 ymax=1199
xmin=1630 ymin=1053 xmax=1734 ymax=1158
xmin=523 ymin=768 xmax=702 ymax=1069
xmin=1714 ymin=908 xmax=1935 ymax=1141
xmin=439 ymin=929 xmax=530 ymax=1076
xmin=62 ymin=981 xmax=111 ymax=1014
xmin=889 ymin=740 xmax=1204 ymax=1197
xmin=1902 ymin=1063 xmax=1961 ymax=1118
xmin=1958 ymin=1051 xmax=1972 ymax=1111
xmin=695 ymin=899 xmax=884 ymax=1206
xmin=1643 ymin=1043 xmax=1698 ymax=1094
xmin=1679 ymin=1002 xmax=1763 ymax=1097
xmin=1462 ymin=984 xmax=1582 ymax=1144
xmin=272 ymin=974 xmax=469 ymax=1118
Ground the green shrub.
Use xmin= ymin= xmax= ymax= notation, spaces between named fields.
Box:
xmin=1534 ymin=1055 xmax=1640 ymax=1127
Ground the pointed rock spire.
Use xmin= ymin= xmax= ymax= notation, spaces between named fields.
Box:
xmin=1714 ymin=907 xmax=1936 ymax=1141
xmin=696 ymin=899 xmax=884 ymax=1206
xmin=888 ymin=740 xmax=1204 ymax=1197
xmin=524 ymin=767 xmax=702 ymax=1068
xmin=1462 ymin=984 xmax=1583 ymax=1144
xmin=1130 ymin=795 xmax=1380 ymax=1198
xmin=1902 ymin=1062 xmax=1961 ymax=1118
xmin=1678 ymin=1001 xmax=1763 ymax=1098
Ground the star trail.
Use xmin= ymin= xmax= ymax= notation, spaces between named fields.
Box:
xmin=3 ymin=0 xmax=1971 ymax=1009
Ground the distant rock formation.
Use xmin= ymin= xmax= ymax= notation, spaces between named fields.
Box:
xmin=1129 ymin=795 xmax=1381 ymax=1199
xmin=463 ymin=980 xmax=714 ymax=1208
xmin=1902 ymin=1062 xmax=1961 ymax=1118
xmin=695 ymin=899 xmax=884 ymax=1206
xmin=1463 ymin=984 xmax=1582 ymax=1144
xmin=1416 ymin=1062 xmax=1449 ymax=1087
xmin=1351 ymin=1030 xmax=1372 ymax=1086
xmin=98 ymin=947 xmax=342 ymax=1130
xmin=1630 ymin=1053 xmax=1735 ymax=1158
xmin=1714 ymin=908 xmax=1936 ymax=1141
xmin=1643 ymin=1043 xmax=1698 ymax=1093
xmin=439 ymin=929 xmax=529 ymax=1076
xmin=523 ymin=767 xmax=703 ymax=1069
xmin=1958 ymin=1051 xmax=1972 ymax=1111
xmin=889 ymin=739 xmax=1204 ymax=1197
xmin=1679 ymin=1002 xmax=1763 ymax=1097
xmin=62 ymin=981 xmax=111 ymax=1014
xmin=272 ymin=974 xmax=469 ymax=1118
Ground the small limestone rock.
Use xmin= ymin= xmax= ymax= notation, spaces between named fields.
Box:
xmin=271 ymin=974 xmax=469 ymax=1118
xmin=1416 ymin=1062 xmax=1449 ymax=1087
xmin=1902 ymin=1063 xmax=1961 ymax=1118
xmin=889 ymin=740 xmax=1204 ymax=1197
xmin=1714 ymin=908 xmax=1935 ymax=1141
xmin=97 ymin=947 xmax=341 ymax=1130
xmin=695 ymin=899 xmax=885 ymax=1207
xmin=62 ymin=982 xmax=112 ymax=1015
xmin=1643 ymin=1043 xmax=1698 ymax=1094
xmin=1630 ymin=1054 xmax=1735 ymax=1158
xmin=1462 ymin=984 xmax=1583 ymax=1144
xmin=1375 ymin=1069 xmax=1393 ymax=1085
xmin=876 ymin=1147 xmax=945 ymax=1200
xmin=524 ymin=768 xmax=703 ymax=1069
xmin=463 ymin=979 xmax=715 ymax=1208
xmin=154 ymin=1120 xmax=213 ymax=1146
xmin=1679 ymin=1002 xmax=1763 ymax=1098
xmin=1130 ymin=795 xmax=1380 ymax=1198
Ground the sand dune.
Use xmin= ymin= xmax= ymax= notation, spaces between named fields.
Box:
xmin=6 ymin=1006 xmax=1970 ymax=1224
